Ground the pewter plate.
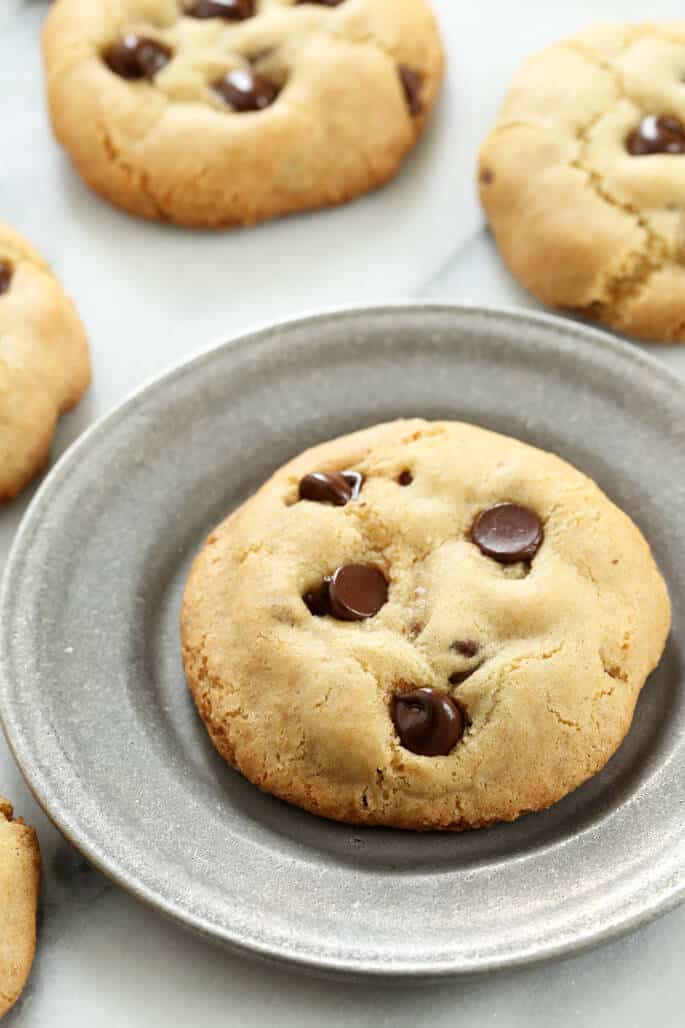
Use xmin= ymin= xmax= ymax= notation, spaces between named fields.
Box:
xmin=1 ymin=305 xmax=684 ymax=979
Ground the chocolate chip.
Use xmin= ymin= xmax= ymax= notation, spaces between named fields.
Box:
xmin=451 ymin=639 xmax=479 ymax=658
xmin=186 ymin=0 xmax=255 ymax=18
xmin=0 ymin=261 xmax=13 ymax=296
xmin=328 ymin=565 xmax=388 ymax=621
xmin=304 ymin=581 xmax=330 ymax=617
xmin=300 ymin=472 xmax=351 ymax=506
xmin=472 ymin=503 xmax=543 ymax=564
xmin=213 ymin=68 xmax=280 ymax=111
xmin=398 ymin=470 xmax=413 ymax=486
xmin=627 ymin=115 xmax=685 ymax=156
xmin=103 ymin=35 xmax=172 ymax=80
xmin=299 ymin=470 xmax=363 ymax=506
xmin=480 ymin=168 xmax=494 ymax=185
xmin=448 ymin=671 xmax=473 ymax=686
xmin=392 ymin=688 xmax=464 ymax=756
xmin=398 ymin=64 xmax=424 ymax=116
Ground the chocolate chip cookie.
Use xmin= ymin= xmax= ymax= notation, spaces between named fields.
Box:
xmin=43 ymin=0 xmax=444 ymax=228
xmin=181 ymin=420 xmax=671 ymax=830
xmin=0 ymin=223 xmax=91 ymax=502
xmin=0 ymin=797 xmax=40 ymax=1019
xmin=479 ymin=22 xmax=685 ymax=343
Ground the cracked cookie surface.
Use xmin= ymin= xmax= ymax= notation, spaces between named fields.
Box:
xmin=479 ymin=22 xmax=685 ymax=344
xmin=181 ymin=419 xmax=671 ymax=830
xmin=43 ymin=0 xmax=444 ymax=228
xmin=0 ymin=222 xmax=91 ymax=502
xmin=0 ymin=797 xmax=40 ymax=1019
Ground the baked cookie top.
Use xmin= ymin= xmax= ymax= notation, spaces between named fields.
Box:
xmin=0 ymin=798 xmax=40 ymax=1019
xmin=43 ymin=0 xmax=444 ymax=227
xmin=181 ymin=420 xmax=671 ymax=830
xmin=0 ymin=222 xmax=91 ymax=502
xmin=479 ymin=22 xmax=685 ymax=343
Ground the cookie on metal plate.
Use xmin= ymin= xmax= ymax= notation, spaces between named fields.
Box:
xmin=181 ymin=419 xmax=670 ymax=830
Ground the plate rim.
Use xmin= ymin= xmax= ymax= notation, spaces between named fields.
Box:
xmin=2 ymin=301 xmax=684 ymax=979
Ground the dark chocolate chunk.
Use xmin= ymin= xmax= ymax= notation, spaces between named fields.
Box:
xmin=213 ymin=68 xmax=280 ymax=111
xmin=303 ymin=581 xmax=330 ymax=617
xmin=299 ymin=470 xmax=363 ymax=506
xmin=186 ymin=0 xmax=255 ymax=18
xmin=472 ymin=503 xmax=543 ymax=564
xmin=398 ymin=64 xmax=424 ymax=116
xmin=451 ymin=639 xmax=479 ymax=658
xmin=328 ymin=564 xmax=388 ymax=621
xmin=398 ymin=470 xmax=413 ymax=486
xmin=300 ymin=472 xmax=353 ymax=506
xmin=627 ymin=115 xmax=685 ymax=156
xmin=103 ymin=35 xmax=172 ymax=80
xmin=448 ymin=671 xmax=474 ymax=686
xmin=0 ymin=261 xmax=13 ymax=296
xmin=392 ymin=688 xmax=464 ymax=756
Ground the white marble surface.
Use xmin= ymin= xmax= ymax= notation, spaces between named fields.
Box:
xmin=2 ymin=1 xmax=685 ymax=1024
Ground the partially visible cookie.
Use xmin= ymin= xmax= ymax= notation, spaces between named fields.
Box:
xmin=479 ymin=21 xmax=685 ymax=343
xmin=42 ymin=0 xmax=444 ymax=228
xmin=0 ymin=797 xmax=40 ymax=1020
xmin=181 ymin=419 xmax=670 ymax=831
xmin=0 ymin=222 xmax=91 ymax=502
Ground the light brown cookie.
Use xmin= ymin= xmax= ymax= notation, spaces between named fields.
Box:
xmin=0 ymin=798 xmax=40 ymax=1020
xmin=42 ymin=0 xmax=444 ymax=228
xmin=0 ymin=222 xmax=91 ymax=502
xmin=479 ymin=22 xmax=685 ymax=343
xmin=181 ymin=419 xmax=671 ymax=831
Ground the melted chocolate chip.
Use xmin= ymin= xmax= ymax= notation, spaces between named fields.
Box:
xmin=103 ymin=35 xmax=172 ymax=80
xmin=213 ymin=68 xmax=280 ymax=111
xmin=0 ymin=261 xmax=13 ymax=296
xmin=627 ymin=115 xmax=685 ymax=156
xmin=398 ymin=470 xmax=413 ymax=486
xmin=472 ymin=503 xmax=543 ymax=564
xmin=398 ymin=64 xmax=424 ymax=116
xmin=304 ymin=581 xmax=330 ymax=617
xmin=328 ymin=565 xmax=388 ymax=621
xmin=299 ymin=470 xmax=363 ymax=506
xmin=392 ymin=688 xmax=464 ymax=756
xmin=186 ymin=0 xmax=255 ymax=18
xmin=451 ymin=639 xmax=479 ymax=658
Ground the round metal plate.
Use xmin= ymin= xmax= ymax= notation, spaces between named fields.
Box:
xmin=1 ymin=305 xmax=683 ymax=978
